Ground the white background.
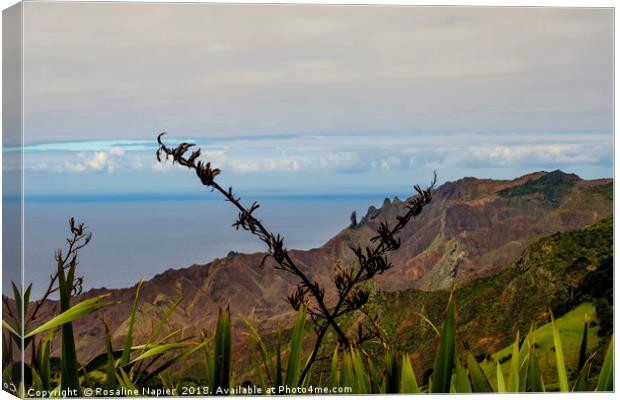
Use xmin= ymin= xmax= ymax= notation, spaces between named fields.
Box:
xmin=0 ymin=1 xmax=616 ymax=399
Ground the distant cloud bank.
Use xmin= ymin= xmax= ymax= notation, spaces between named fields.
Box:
xmin=21 ymin=131 xmax=612 ymax=177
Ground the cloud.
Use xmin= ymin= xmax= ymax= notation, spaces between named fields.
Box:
xmin=21 ymin=4 xmax=612 ymax=142
xmin=371 ymin=156 xmax=402 ymax=171
xmin=88 ymin=151 xmax=113 ymax=171
xmin=154 ymin=151 xmax=308 ymax=174
xmin=48 ymin=148 xmax=128 ymax=173
xmin=25 ymin=131 xmax=613 ymax=177
xmin=108 ymin=147 xmax=126 ymax=156
xmin=453 ymin=143 xmax=611 ymax=169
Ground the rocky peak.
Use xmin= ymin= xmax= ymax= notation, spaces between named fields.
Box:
xmin=363 ymin=205 xmax=380 ymax=221
xmin=349 ymin=211 xmax=358 ymax=228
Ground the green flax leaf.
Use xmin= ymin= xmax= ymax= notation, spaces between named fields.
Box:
xmin=284 ymin=305 xmax=306 ymax=389
xmin=453 ymin=353 xmax=472 ymax=393
xmin=550 ymin=310 xmax=569 ymax=392
xmin=431 ymin=289 xmax=456 ymax=393
xmin=464 ymin=350 xmax=492 ymax=392
xmin=525 ymin=347 xmax=544 ymax=393
xmin=400 ymin=353 xmax=419 ymax=393
xmin=121 ymin=279 xmax=143 ymax=366
xmin=212 ymin=307 xmax=232 ymax=392
xmin=496 ymin=361 xmax=506 ymax=393
xmin=572 ymin=352 xmax=595 ymax=392
xmin=595 ymin=337 xmax=613 ymax=392
xmin=507 ymin=331 xmax=520 ymax=392
xmin=24 ymin=295 xmax=112 ymax=338
xmin=330 ymin=346 xmax=339 ymax=389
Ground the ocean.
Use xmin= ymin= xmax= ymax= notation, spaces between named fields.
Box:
xmin=23 ymin=194 xmax=402 ymax=298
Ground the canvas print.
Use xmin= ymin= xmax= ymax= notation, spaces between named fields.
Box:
xmin=1 ymin=2 xmax=614 ymax=397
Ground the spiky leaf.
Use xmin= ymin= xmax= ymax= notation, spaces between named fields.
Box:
xmin=525 ymin=348 xmax=544 ymax=393
xmin=496 ymin=361 xmax=506 ymax=393
xmin=453 ymin=354 xmax=472 ymax=393
xmin=400 ymin=354 xmax=419 ymax=393
xmin=595 ymin=337 xmax=613 ymax=392
xmin=431 ymin=289 xmax=456 ymax=393
xmin=464 ymin=350 xmax=492 ymax=392
xmin=121 ymin=280 xmax=143 ymax=366
xmin=284 ymin=305 xmax=306 ymax=389
xmin=212 ymin=307 xmax=232 ymax=393
xmin=550 ymin=310 xmax=569 ymax=392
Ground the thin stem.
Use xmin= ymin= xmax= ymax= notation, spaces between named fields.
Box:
xmin=298 ymin=323 xmax=329 ymax=384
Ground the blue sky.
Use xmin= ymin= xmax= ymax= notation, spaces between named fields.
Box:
xmin=15 ymin=3 xmax=613 ymax=198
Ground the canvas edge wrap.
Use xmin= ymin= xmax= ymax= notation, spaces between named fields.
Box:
xmin=3 ymin=1 xmax=24 ymax=398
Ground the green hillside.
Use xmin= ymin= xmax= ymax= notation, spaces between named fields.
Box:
xmin=482 ymin=302 xmax=603 ymax=391
xmin=363 ymin=216 xmax=612 ymax=385
xmin=497 ymin=169 xmax=579 ymax=204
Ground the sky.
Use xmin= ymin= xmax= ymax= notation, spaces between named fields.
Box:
xmin=15 ymin=3 xmax=614 ymax=197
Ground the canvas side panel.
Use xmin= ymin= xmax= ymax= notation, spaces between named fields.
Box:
xmin=3 ymin=2 xmax=24 ymax=398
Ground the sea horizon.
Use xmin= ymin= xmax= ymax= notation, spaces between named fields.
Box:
xmin=23 ymin=194 xmax=406 ymax=299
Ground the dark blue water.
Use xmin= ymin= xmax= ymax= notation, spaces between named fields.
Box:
xmin=23 ymin=195 xmax=399 ymax=298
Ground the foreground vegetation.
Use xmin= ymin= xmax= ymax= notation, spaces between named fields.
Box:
xmin=3 ymin=277 xmax=613 ymax=396
xmin=239 ymin=291 xmax=613 ymax=394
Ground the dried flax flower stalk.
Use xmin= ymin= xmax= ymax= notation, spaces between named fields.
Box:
xmin=156 ymin=132 xmax=435 ymax=384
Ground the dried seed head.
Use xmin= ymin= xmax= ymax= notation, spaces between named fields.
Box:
xmin=286 ymin=285 xmax=307 ymax=311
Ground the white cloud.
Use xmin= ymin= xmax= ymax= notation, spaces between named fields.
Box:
xmin=25 ymin=131 xmax=613 ymax=177
xmin=152 ymin=149 xmax=358 ymax=174
xmin=108 ymin=147 xmax=126 ymax=156
xmin=61 ymin=161 xmax=87 ymax=173
xmin=38 ymin=148 xmax=131 ymax=173
xmin=87 ymin=151 xmax=112 ymax=171
xmin=371 ymin=156 xmax=402 ymax=171
xmin=231 ymin=160 xmax=262 ymax=173
xmin=457 ymin=144 xmax=609 ymax=168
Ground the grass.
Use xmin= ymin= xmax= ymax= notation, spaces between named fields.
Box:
xmin=481 ymin=302 xmax=601 ymax=390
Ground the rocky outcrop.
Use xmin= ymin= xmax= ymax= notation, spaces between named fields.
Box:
xmin=349 ymin=211 xmax=358 ymax=228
